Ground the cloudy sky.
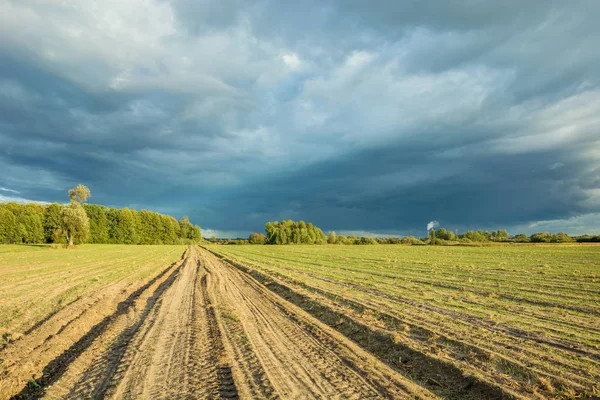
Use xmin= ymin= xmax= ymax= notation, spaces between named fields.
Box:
xmin=1 ymin=0 xmax=599 ymax=237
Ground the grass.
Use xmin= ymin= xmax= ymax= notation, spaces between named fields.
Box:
xmin=209 ymin=244 xmax=600 ymax=399
xmin=0 ymin=244 xmax=185 ymax=346
xmin=0 ymin=245 xmax=48 ymax=254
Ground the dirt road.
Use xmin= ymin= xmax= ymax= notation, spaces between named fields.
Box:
xmin=4 ymin=247 xmax=435 ymax=399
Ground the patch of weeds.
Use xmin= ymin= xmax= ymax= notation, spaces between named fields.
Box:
xmin=27 ymin=379 xmax=41 ymax=389
xmin=221 ymin=310 xmax=240 ymax=322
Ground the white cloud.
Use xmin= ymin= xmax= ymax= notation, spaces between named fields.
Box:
xmin=282 ymin=53 xmax=301 ymax=70
xmin=346 ymin=51 xmax=374 ymax=67
xmin=511 ymin=213 xmax=600 ymax=236
xmin=0 ymin=194 xmax=49 ymax=204
xmin=202 ymin=228 xmax=250 ymax=239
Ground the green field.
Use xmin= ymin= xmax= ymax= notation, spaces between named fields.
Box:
xmin=0 ymin=244 xmax=185 ymax=347
xmin=209 ymin=244 xmax=600 ymax=399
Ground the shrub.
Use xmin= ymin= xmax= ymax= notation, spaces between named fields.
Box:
xmin=327 ymin=231 xmax=337 ymax=244
xmin=400 ymin=236 xmax=426 ymax=245
xmin=513 ymin=233 xmax=530 ymax=243
xmin=552 ymin=232 xmax=573 ymax=243
xmin=357 ymin=237 xmax=378 ymax=245
xmin=249 ymin=232 xmax=266 ymax=244
xmin=530 ymin=232 xmax=552 ymax=243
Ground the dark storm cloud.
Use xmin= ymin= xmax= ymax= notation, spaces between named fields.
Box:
xmin=1 ymin=0 xmax=599 ymax=236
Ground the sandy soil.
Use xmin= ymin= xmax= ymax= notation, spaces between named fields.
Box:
xmin=1 ymin=247 xmax=436 ymax=399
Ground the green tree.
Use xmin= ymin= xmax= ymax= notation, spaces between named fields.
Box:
xmin=69 ymin=184 xmax=91 ymax=203
xmin=552 ymin=232 xmax=573 ymax=243
xmin=336 ymin=235 xmax=349 ymax=244
xmin=357 ymin=237 xmax=377 ymax=245
xmin=190 ymin=225 xmax=202 ymax=242
xmin=530 ymin=232 xmax=552 ymax=243
xmin=179 ymin=216 xmax=193 ymax=240
xmin=61 ymin=203 xmax=90 ymax=246
xmin=116 ymin=208 xmax=137 ymax=244
xmin=460 ymin=230 xmax=489 ymax=242
xmin=435 ymin=228 xmax=455 ymax=241
xmin=513 ymin=233 xmax=530 ymax=243
xmin=83 ymin=204 xmax=109 ymax=243
xmin=44 ymin=203 xmax=63 ymax=243
xmin=16 ymin=208 xmax=44 ymax=243
xmin=491 ymin=229 xmax=510 ymax=241
xmin=264 ymin=220 xmax=326 ymax=244
xmin=327 ymin=231 xmax=337 ymax=244
xmin=0 ymin=207 xmax=17 ymax=243
xmin=61 ymin=185 xmax=91 ymax=246
xmin=249 ymin=232 xmax=266 ymax=244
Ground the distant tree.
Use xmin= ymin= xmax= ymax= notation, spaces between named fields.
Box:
xmin=2 ymin=196 xmax=201 ymax=246
xmin=44 ymin=203 xmax=63 ymax=243
xmin=83 ymin=204 xmax=109 ymax=243
xmin=249 ymin=232 xmax=266 ymax=244
xmin=435 ymin=228 xmax=455 ymax=241
xmin=190 ymin=225 xmax=202 ymax=242
xmin=16 ymin=206 xmax=44 ymax=243
xmin=530 ymin=232 xmax=552 ymax=243
xmin=460 ymin=230 xmax=489 ymax=242
xmin=61 ymin=203 xmax=90 ymax=246
xmin=552 ymin=232 xmax=573 ymax=243
xmin=336 ymin=235 xmax=349 ymax=245
xmin=61 ymin=185 xmax=91 ymax=246
xmin=0 ymin=207 xmax=17 ymax=243
xmin=347 ymin=235 xmax=358 ymax=245
xmin=491 ymin=229 xmax=510 ymax=242
xmin=513 ymin=233 xmax=530 ymax=243
xmin=179 ymin=216 xmax=193 ymax=240
xmin=117 ymin=208 xmax=137 ymax=244
xmin=264 ymin=220 xmax=326 ymax=244
xmin=69 ymin=184 xmax=91 ymax=203
xmin=327 ymin=231 xmax=337 ymax=244
xmin=358 ymin=237 xmax=378 ymax=245
xmin=402 ymin=236 xmax=425 ymax=245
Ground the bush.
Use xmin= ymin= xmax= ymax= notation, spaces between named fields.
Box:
xmin=357 ymin=237 xmax=378 ymax=245
xmin=435 ymin=228 xmax=455 ymax=241
xmin=336 ymin=235 xmax=350 ymax=245
xmin=530 ymin=232 xmax=552 ymax=243
xmin=576 ymin=235 xmax=600 ymax=243
xmin=249 ymin=232 xmax=266 ymax=244
xmin=460 ymin=230 xmax=489 ymax=242
xmin=513 ymin=233 xmax=530 ymax=243
xmin=265 ymin=220 xmax=326 ymax=244
xmin=327 ymin=231 xmax=337 ymax=244
xmin=552 ymin=232 xmax=573 ymax=243
xmin=400 ymin=236 xmax=426 ymax=245
xmin=491 ymin=229 xmax=510 ymax=242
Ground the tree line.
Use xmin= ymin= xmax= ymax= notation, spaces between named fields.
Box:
xmin=427 ymin=228 xmax=589 ymax=244
xmin=0 ymin=185 xmax=201 ymax=245
xmin=264 ymin=220 xmax=327 ymax=244
xmin=236 ymin=222 xmax=598 ymax=245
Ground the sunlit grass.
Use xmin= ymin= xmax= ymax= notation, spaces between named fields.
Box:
xmin=0 ymin=244 xmax=185 ymax=345
xmin=211 ymin=244 xmax=600 ymax=398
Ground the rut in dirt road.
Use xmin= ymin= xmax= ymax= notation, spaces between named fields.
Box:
xmin=58 ymin=247 xmax=236 ymax=400
xmin=200 ymin=248 xmax=435 ymax=400
xmin=15 ymin=246 xmax=434 ymax=399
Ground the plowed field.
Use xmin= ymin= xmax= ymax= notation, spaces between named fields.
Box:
xmin=2 ymin=244 xmax=598 ymax=399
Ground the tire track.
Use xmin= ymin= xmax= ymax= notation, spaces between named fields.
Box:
xmin=105 ymin=246 xmax=230 ymax=399
xmin=7 ymin=255 xmax=185 ymax=400
xmin=8 ymin=246 xmax=437 ymax=399
xmin=200 ymin=247 xmax=436 ymax=399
